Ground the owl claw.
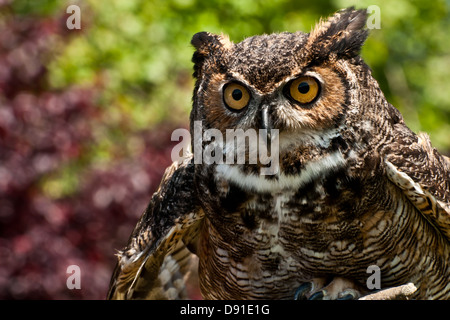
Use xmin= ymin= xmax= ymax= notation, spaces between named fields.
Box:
xmin=308 ymin=290 xmax=325 ymax=300
xmin=294 ymin=277 xmax=362 ymax=300
xmin=294 ymin=282 xmax=313 ymax=300
xmin=337 ymin=293 xmax=357 ymax=300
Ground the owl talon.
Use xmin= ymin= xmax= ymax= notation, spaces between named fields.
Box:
xmin=294 ymin=282 xmax=313 ymax=300
xmin=308 ymin=290 xmax=325 ymax=300
xmin=294 ymin=277 xmax=363 ymax=300
xmin=337 ymin=293 xmax=357 ymax=300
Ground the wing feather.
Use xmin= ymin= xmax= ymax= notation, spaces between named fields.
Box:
xmin=384 ymin=133 xmax=450 ymax=240
xmin=107 ymin=155 xmax=204 ymax=299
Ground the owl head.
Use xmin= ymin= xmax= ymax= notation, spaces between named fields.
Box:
xmin=189 ymin=8 xmax=398 ymax=183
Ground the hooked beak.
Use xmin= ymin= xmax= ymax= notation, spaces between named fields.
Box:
xmin=260 ymin=105 xmax=272 ymax=151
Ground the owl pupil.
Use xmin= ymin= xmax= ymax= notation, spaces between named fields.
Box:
xmin=298 ymin=82 xmax=310 ymax=94
xmin=232 ymin=89 xmax=243 ymax=100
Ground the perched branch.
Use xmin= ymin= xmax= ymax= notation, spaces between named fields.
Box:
xmin=359 ymin=283 xmax=417 ymax=300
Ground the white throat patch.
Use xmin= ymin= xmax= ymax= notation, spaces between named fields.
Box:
xmin=215 ymin=151 xmax=345 ymax=193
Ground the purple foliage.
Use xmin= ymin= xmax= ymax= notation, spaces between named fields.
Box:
xmin=0 ymin=9 xmax=180 ymax=299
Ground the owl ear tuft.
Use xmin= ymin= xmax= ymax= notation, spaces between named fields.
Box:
xmin=191 ymin=32 xmax=232 ymax=54
xmin=191 ymin=32 xmax=232 ymax=78
xmin=306 ymin=7 xmax=369 ymax=61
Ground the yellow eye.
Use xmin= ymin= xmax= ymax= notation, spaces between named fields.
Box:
xmin=289 ymin=76 xmax=320 ymax=104
xmin=223 ymin=83 xmax=250 ymax=110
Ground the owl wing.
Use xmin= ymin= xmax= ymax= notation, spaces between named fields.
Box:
xmin=107 ymin=154 xmax=204 ymax=299
xmin=384 ymin=132 xmax=450 ymax=240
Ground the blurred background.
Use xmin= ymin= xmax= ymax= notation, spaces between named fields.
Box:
xmin=0 ymin=0 xmax=448 ymax=299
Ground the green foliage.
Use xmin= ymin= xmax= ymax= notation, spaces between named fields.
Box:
xmin=11 ymin=0 xmax=64 ymax=16
xmin=34 ymin=0 xmax=450 ymax=151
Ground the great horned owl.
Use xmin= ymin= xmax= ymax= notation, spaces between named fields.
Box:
xmin=107 ymin=8 xmax=450 ymax=300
